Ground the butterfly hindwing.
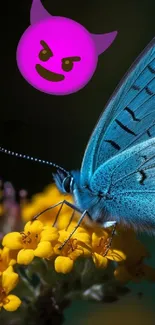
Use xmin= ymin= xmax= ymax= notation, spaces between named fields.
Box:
xmin=80 ymin=38 xmax=155 ymax=186
xmin=90 ymin=138 xmax=155 ymax=231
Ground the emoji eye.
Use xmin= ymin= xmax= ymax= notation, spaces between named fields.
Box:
xmin=39 ymin=49 xmax=52 ymax=62
xmin=62 ymin=59 xmax=73 ymax=72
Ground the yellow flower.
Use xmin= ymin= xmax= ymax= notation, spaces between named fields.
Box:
xmin=112 ymin=227 xmax=149 ymax=263
xmin=114 ymin=259 xmax=155 ymax=283
xmin=2 ymin=220 xmax=59 ymax=265
xmin=0 ymin=247 xmax=17 ymax=275
xmin=21 ymin=184 xmax=73 ymax=225
xmin=112 ymin=227 xmax=155 ymax=283
xmin=0 ymin=266 xmax=21 ymax=311
xmin=91 ymin=227 xmax=126 ymax=269
xmin=53 ymin=227 xmax=91 ymax=274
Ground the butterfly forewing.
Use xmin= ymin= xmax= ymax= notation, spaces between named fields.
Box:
xmin=80 ymin=38 xmax=155 ymax=186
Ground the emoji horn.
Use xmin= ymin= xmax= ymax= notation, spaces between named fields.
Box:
xmin=30 ymin=0 xmax=117 ymax=56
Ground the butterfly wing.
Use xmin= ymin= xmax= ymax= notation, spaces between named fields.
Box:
xmin=81 ymin=38 xmax=155 ymax=186
xmin=90 ymin=138 xmax=155 ymax=232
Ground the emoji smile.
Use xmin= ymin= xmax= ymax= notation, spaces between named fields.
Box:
xmin=35 ymin=64 xmax=65 ymax=82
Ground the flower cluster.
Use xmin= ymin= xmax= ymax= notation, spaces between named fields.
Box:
xmin=0 ymin=183 xmax=155 ymax=315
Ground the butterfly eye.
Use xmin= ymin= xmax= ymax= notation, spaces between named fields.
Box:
xmin=62 ymin=59 xmax=73 ymax=72
xmin=39 ymin=49 xmax=52 ymax=62
xmin=62 ymin=176 xmax=74 ymax=193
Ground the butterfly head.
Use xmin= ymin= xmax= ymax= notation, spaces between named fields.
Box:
xmin=53 ymin=168 xmax=74 ymax=194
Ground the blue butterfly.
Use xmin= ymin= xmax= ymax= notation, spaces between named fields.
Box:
xmin=53 ymin=37 xmax=155 ymax=238
xmin=0 ymin=38 xmax=155 ymax=246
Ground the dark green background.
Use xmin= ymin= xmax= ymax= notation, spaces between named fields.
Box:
xmin=1 ymin=1 xmax=155 ymax=322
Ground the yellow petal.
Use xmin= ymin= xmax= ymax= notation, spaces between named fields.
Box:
xmin=114 ymin=265 xmax=131 ymax=283
xmin=57 ymin=214 xmax=77 ymax=230
xmin=58 ymin=230 xmax=71 ymax=243
xmin=40 ymin=226 xmax=59 ymax=242
xmin=4 ymin=266 xmax=14 ymax=273
xmin=22 ymin=205 xmax=38 ymax=222
xmin=17 ymin=249 xmax=34 ymax=265
xmin=24 ymin=220 xmax=43 ymax=234
xmin=73 ymin=232 xmax=91 ymax=246
xmin=8 ymin=249 xmax=18 ymax=266
xmin=1 ymin=247 xmax=18 ymax=266
xmin=92 ymin=227 xmax=108 ymax=239
xmin=1 ymin=246 xmax=9 ymax=259
xmin=69 ymin=248 xmax=84 ymax=260
xmin=56 ymin=214 xmax=72 ymax=230
xmin=0 ymin=247 xmax=10 ymax=273
xmin=2 ymin=268 xmax=19 ymax=294
xmin=32 ymin=193 xmax=46 ymax=203
xmin=54 ymin=243 xmax=63 ymax=255
xmin=76 ymin=243 xmax=91 ymax=257
xmin=58 ymin=228 xmax=90 ymax=246
xmin=2 ymin=232 xmax=23 ymax=250
xmin=107 ymin=249 xmax=126 ymax=262
xmin=3 ymin=294 xmax=21 ymax=311
xmin=92 ymin=229 xmax=108 ymax=249
xmin=34 ymin=241 xmax=53 ymax=258
xmin=65 ymin=221 xmax=80 ymax=233
xmin=39 ymin=213 xmax=55 ymax=227
xmin=92 ymin=252 xmax=109 ymax=269
xmin=54 ymin=256 xmax=74 ymax=274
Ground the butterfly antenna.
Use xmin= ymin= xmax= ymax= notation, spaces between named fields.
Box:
xmin=0 ymin=146 xmax=68 ymax=174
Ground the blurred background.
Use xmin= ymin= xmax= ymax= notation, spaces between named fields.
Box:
xmin=2 ymin=0 xmax=155 ymax=323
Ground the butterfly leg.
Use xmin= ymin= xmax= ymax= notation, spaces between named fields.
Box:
xmin=52 ymin=201 xmax=67 ymax=227
xmin=65 ymin=210 xmax=75 ymax=231
xmin=32 ymin=200 xmax=83 ymax=221
xmin=32 ymin=201 xmax=65 ymax=221
xmin=52 ymin=200 xmax=84 ymax=226
xmin=58 ymin=210 xmax=89 ymax=250
xmin=103 ymin=222 xmax=117 ymax=256
xmin=32 ymin=201 xmax=90 ymax=249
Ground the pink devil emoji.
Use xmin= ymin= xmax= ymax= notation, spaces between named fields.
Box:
xmin=16 ymin=0 xmax=117 ymax=95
